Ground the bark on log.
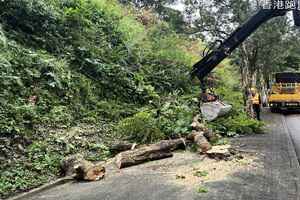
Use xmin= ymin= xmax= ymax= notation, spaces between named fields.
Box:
xmin=190 ymin=115 xmax=211 ymax=135
xmin=203 ymin=129 xmax=218 ymax=142
xmin=187 ymin=131 xmax=212 ymax=153
xmin=191 ymin=115 xmax=206 ymax=131
xmin=115 ymin=138 xmax=186 ymax=169
xmin=110 ymin=141 xmax=136 ymax=153
xmin=206 ymin=145 xmax=233 ymax=161
xmin=61 ymin=154 xmax=105 ymax=181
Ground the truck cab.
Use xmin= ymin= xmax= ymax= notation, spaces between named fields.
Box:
xmin=268 ymin=72 xmax=300 ymax=112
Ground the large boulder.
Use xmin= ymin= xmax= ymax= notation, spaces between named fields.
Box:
xmin=200 ymin=101 xmax=232 ymax=121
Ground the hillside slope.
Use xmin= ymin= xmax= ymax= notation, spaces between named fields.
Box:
xmin=0 ymin=0 xmax=262 ymax=197
xmin=0 ymin=0 xmax=200 ymax=197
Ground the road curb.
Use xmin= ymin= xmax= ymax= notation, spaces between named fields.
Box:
xmin=7 ymin=177 xmax=74 ymax=200
xmin=281 ymin=115 xmax=300 ymax=168
xmin=281 ymin=115 xmax=300 ymax=200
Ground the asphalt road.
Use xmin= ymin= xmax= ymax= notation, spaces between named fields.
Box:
xmin=282 ymin=113 xmax=300 ymax=162
xmin=13 ymin=111 xmax=300 ymax=200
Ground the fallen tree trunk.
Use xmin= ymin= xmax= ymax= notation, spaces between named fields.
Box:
xmin=110 ymin=141 xmax=137 ymax=153
xmin=115 ymin=138 xmax=186 ymax=169
xmin=61 ymin=154 xmax=105 ymax=181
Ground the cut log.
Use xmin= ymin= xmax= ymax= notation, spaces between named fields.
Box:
xmin=115 ymin=138 xmax=186 ymax=169
xmin=154 ymin=138 xmax=186 ymax=151
xmin=203 ymin=129 xmax=218 ymax=142
xmin=206 ymin=145 xmax=233 ymax=160
xmin=61 ymin=154 xmax=105 ymax=181
xmin=190 ymin=115 xmax=212 ymax=136
xmin=191 ymin=115 xmax=206 ymax=131
xmin=74 ymin=161 xmax=105 ymax=181
xmin=194 ymin=133 xmax=211 ymax=153
xmin=110 ymin=141 xmax=137 ymax=153
xmin=190 ymin=115 xmax=218 ymax=143
xmin=187 ymin=131 xmax=212 ymax=153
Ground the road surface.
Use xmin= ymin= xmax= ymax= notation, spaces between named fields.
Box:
xmin=14 ymin=111 xmax=300 ymax=200
xmin=283 ymin=113 xmax=300 ymax=163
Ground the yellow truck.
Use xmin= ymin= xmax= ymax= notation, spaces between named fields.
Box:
xmin=268 ymin=72 xmax=300 ymax=112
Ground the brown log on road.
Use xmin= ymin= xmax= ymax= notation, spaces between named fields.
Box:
xmin=115 ymin=138 xmax=186 ymax=169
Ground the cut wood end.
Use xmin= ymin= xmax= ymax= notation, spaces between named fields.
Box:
xmin=61 ymin=154 xmax=105 ymax=182
xmin=84 ymin=166 xmax=106 ymax=181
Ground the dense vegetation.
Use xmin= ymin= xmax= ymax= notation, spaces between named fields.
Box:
xmin=0 ymin=0 xmax=262 ymax=197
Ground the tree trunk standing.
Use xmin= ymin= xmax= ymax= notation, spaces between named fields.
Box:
xmin=240 ymin=43 xmax=260 ymax=119
xmin=240 ymin=57 xmax=253 ymax=117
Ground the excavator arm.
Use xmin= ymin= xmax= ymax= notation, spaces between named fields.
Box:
xmin=192 ymin=3 xmax=300 ymax=86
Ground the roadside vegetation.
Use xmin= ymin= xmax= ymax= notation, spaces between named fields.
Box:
xmin=0 ymin=0 xmax=262 ymax=197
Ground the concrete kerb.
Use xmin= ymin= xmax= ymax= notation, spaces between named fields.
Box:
xmin=281 ymin=115 xmax=300 ymax=199
xmin=7 ymin=177 xmax=74 ymax=200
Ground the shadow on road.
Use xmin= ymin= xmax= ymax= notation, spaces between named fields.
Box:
xmin=200 ymin=170 xmax=289 ymax=200
xmin=280 ymin=110 xmax=300 ymax=115
xmin=266 ymin=107 xmax=300 ymax=115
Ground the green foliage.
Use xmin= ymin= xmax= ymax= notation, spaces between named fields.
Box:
xmin=95 ymin=101 xmax=138 ymax=121
xmin=0 ymin=165 xmax=49 ymax=197
xmin=156 ymin=92 xmax=197 ymax=137
xmin=0 ymin=0 xmax=195 ymax=138
xmin=141 ymin=59 xmax=191 ymax=93
xmin=0 ymin=141 xmax=62 ymax=197
xmin=0 ymin=0 xmax=263 ymax=197
xmin=0 ymin=26 xmax=6 ymax=49
xmin=197 ymin=186 xmax=209 ymax=193
xmin=211 ymin=114 xmax=264 ymax=136
xmin=42 ymin=106 xmax=73 ymax=125
xmin=194 ymin=170 xmax=209 ymax=177
xmin=74 ymin=57 xmax=158 ymax=103
xmin=118 ymin=0 xmax=176 ymax=9
xmin=27 ymin=142 xmax=62 ymax=173
xmin=214 ymin=62 xmax=244 ymax=110
xmin=87 ymin=143 xmax=111 ymax=161
xmin=210 ymin=61 xmax=264 ymax=136
xmin=211 ymin=138 xmax=230 ymax=146
xmin=116 ymin=111 xmax=164 ymax=144
xmin=115 ymin=91 xmax=198 ymax=143
xmin=0 ymin=0 xmax=199 ymax=197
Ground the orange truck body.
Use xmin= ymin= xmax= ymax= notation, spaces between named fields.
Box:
xmin=268 ymin=72 xmax=300 ymax=111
